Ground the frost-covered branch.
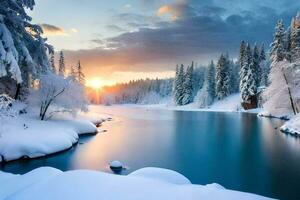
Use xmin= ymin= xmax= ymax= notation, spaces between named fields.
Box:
xmin=28 ymin=73 xmax=88 ymax=120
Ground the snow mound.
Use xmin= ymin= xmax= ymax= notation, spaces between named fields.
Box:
xmin=0 ymin=115 xmax=97 ymax=162
xmin=205 ymin=183 xmax=226 ymax=190
xmin=129 ymin=167 xmax=191 ymax=185
xmin=0 ymin=167 xmax=62 ymax=200
xmin=52 ymin=119 xmax=97 ymax=135
xmin=0 ymin=167 xmax=273 ymax=200
xmin=280 ymin=114 xmax=300 ymax=135
xmin=209 ymin=94 xmax=242 ymax=112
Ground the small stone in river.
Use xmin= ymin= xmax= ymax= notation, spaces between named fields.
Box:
xmin=110 ymin=160 xmax=123 ymax=172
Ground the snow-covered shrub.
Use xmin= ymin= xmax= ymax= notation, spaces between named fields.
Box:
xmin=0 ymin=93 xmax=16 ymax=117
xmin=0 ymin=93 xmax=18 ymax=137
xmin=28 ymin=73 xmax=88 ymax=120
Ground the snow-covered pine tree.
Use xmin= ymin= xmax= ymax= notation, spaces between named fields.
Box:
xmin=270 ymin=20 xmax=286 ymax=64
xmin=215 ymin=54 xmax=230 ymax=100
xmin=207 ymin=60 xmax=216 ymax=100
xmin=172 ymin=65 xmax=179 ymax=104
xmin=76 ymin=60 xmax=85 ymax=85
xmin=228 ymin=59 xmax=239 ymax=94
xmin=239 ymin=41 xmax=247 ymax=93
xmin=175 ymin=64 xmax=185 ymax=105
xmin=196 ymin=61 xmax=216 ymax=107
xmin=240 ymin=43 xmax=258 ymax=106
xmin=285 ymin=26 xmax=292 ymax=62
xmin=291 ymin=12 xmax=300 ymax=62
xmin=50 ymin=53 xmax=56 ymax=73
xmin=0 ymin=0 xmax=52 ymax=98
xmin=246 ymin=49 xmax=257 ymax=103
xmin=253 ymin=44 xmax=261 ymax=87
xmin=259 ymin=44 xmax=269 ymax=86
xmin=182 ymin=62 xmax=194 ymax=105
xmin=58 ymin=51 xmax=65 ymax=76
xmin=264 ymin=14 xmax=300 ymax=116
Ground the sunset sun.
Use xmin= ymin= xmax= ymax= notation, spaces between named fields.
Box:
xmin=1 ymin=1 xmax=300 ymax=199
xmin=86 ymin=78 xmax=103 ymax=89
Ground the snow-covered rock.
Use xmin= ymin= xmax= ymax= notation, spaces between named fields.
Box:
xmin=109 ymin=160 xmax=123 ymax=171
xmin=0 ymin=167 xmax=274 ymax=200
xmin=129 ymin=167 xmax=191 ymax=185
xmin=280 ymin=114 xmax=300 ymax=135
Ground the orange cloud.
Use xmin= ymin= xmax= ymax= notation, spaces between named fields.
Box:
xmin=40 ymin=24 xmax=68 ymax=36
xmin=157 ymin=5 xmax=179 ymax=20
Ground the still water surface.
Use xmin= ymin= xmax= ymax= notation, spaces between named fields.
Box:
xmin=1 ymin=106 xmax=300 ymax=200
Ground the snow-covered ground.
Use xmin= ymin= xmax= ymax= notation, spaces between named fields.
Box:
xmin=280 ymin=113 xmax=300 ymax=135
xmin=0 ymin=109 xmax=109 ymax=163
xmin=122 ymin=94 xmax=262 ymax=114
xmin=0 ymin=167 xmax=273 ymax=200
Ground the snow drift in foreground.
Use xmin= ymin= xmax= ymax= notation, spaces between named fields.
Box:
xmin=280 ymin=114 xmax=300 ymax=135
xmin=0 ymin=115 xmax=98 ymax=163
xmin=0 ymin=167 xmax=273 ymax=200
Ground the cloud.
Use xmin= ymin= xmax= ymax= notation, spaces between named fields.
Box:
xmin=40 ymin=24 xmax=68 ymax=36
xmin=63 ymin=0 xmax=300 ymax=79
xmin=157 ymin=2 xmax=197 ymax=20
xmin=106 ymin=25 xmax=126 ymax=32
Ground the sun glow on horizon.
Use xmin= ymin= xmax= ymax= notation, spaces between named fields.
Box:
xmin=86 ymin=78 xmax=104 ymax=89
xmin=86 ymin=78 xmax=116 ymax=89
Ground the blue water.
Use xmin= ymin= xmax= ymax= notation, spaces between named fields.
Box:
xmin=1 ymin=106 xmax=300 ymax=200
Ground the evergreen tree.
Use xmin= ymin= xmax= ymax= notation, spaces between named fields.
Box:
xmin=239 ymin=41 xmax=247 ymax=93
xmin=240 ymin=44 xmax=253 ymax=102
xmin=0 ymin=0 xmax=52 ymax=98
xmin=285 ymin=26 xmax=292 ymax=62
xmin=228 ymin=59 xmax=239 ymax=94
xmin=252 ymin=44 xmax=261 ymax=87
xmin=50 ymin=53 xmax=56 ymax=73
xmin=58 ymin=51 xmax=65 ymax=76
xmin=246 ymin=50 xmax=257 ymax=101
xmin=172 ymin=65 xmax=179 ymax=100
xmin=270 ymin=20 xmax=286 ymax=64
xmin=291 ymin=12 xmax=300 ymax=62
xmin=182 ymin=62 xmax=194 ymax=105
xmin=69 ymin=66 xmax=76 ymax=81
xmin=259 ymin=44 xmax=269 ymax=86
xmin=215 ymin=54 xmax=230 ymax=100
xmin=173 ymin=64 xmax=185 ymax=105
xmin=207 ymin=60 xmax=216 ymax=100
xmin=76 ymin=60 xmax=85 ymax=85
xmin=239 ymin=41 xmax=247 ymax=70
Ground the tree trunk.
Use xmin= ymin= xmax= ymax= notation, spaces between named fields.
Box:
xmin=282 ymin=69 xmax=297 ymax=115
xmin=14 ymin=83 xmax=21 ymax=100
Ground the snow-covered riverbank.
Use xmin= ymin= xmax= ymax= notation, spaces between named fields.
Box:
xmin=280 ymin=114 xmax=300 ymax=135
xmin=117 ymin=94 xmax=262 ymax=114
xmin=0 ymin=110 xmax=109 ymax=163
xmin=0 ymin=167 xmax=273 ymax=200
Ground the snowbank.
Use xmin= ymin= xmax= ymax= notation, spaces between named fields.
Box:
xmin=126 ymin=94 xmax=261 ymax=113
xmin=0 ymin=167 xmax=273 ymax=200
xmin=129 ymin=167 xmax=191 ymax=185
xmin=280 ymin=114 xmax=300 ymax=135
xmin=0 ymin=115 xmax=97 ymax=162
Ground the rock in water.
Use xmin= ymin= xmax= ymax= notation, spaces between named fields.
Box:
xmin=110 ymin=161 xmax=123 ymax=172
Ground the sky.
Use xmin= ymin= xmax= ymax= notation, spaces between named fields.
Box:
xmin=30 ymin=0 xmax=300 ymax=87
